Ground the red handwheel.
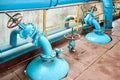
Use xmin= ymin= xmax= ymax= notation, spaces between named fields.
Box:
xmin=7 ymin=13 xmax=23 ymax=28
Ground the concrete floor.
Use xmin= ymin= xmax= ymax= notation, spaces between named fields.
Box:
xmin=0 ymin=19 xmax=120 ymax=80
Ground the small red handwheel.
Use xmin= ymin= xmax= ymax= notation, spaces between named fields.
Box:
xmin=7 ymin=13 xmax=23 ymax=28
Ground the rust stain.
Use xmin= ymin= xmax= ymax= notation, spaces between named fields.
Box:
xmin=99 ymin=66 xmax=111 ymax=75
xmin=97 ymin=55 xmax=120 ymax=80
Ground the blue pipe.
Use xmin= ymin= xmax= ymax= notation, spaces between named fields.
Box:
xmin=0 ymin=43 xmax=35 ymax=64
xmin=0 ymin=24 xmax=78 ymax=63
xmin=64 ymin=15 xmax=75 ymax=29
xmin=84 ymin=6 xmax=102 ymax=32
xmin=33 ymin=32 xmax=53 ymax=56
xmin=10 ymin=29 xmax=20 ymax=46
xmin=0 ymin=0 xmax=89 ymax=11
xmin=102 ymin=0 xmax=113 ymax=28
xmin=18 ymin=23 xmax=54 ymax=58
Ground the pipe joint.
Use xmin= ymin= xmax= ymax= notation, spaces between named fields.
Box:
xmin=40 ymin=48 xmax=64 ymax=62
xmin=84 ymin=12 xmax=94 ymax=25
xmin=19 ymin=23 xmax=38 ymax=39
xmin=50 ymin=0 xmax=58 ymax=7
xmin=40 ymin=51 xmax=56 ymax=62
xmin=93 ymin=29 xmax=103 ymax=34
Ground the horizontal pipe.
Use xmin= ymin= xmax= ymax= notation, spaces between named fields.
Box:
xmin=0 ymin=0 xmax=90 ymax=11
xmin=0 ymin=43 xmax=35 ymax=64
xmin=0 ymin=40 xmax=27 ymax=52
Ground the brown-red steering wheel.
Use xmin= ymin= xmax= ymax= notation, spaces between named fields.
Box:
xmin=7 ymin=13 xmax=23 ymax=28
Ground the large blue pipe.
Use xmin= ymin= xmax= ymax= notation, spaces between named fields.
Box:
xmin=34 ymin=32 xmax=53 ymax=56
xmin=102 ymin=0 xmax=113 ymax=28
xmin=0 ymin=0 xmax=89 ymax=11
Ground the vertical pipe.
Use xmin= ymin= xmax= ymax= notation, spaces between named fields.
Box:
xmin=102 ymin=0 xmax=113 ymax=28
xmin=38 ymin=36 xmax=53 ymax=56
xmin=10 ymin=29 xmax=20 ymax=46
xmin=92 ymin=19 xmax=101 ymax=31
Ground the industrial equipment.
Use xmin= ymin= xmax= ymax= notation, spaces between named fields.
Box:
xmin=5 ymin=13 xmax=69 ymax=80
xmin=64 ymin=28 xmax=80 ymax=52
xmin=0 ymin=0 xmax=114 ymax=79
xmin=83 ymin=6 xmax=112 ymax=44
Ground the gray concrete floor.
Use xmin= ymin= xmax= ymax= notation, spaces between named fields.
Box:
xmin=0 ymin=19 xmax=120 ymax=80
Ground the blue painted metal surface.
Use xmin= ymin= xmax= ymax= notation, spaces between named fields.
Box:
xmin=25 ymin=57 xmax=69 ymax=80
xmin=102 ymin=0 xmax=113 ymax=28
xmin=15 ymin=22 xmax=69 ymax=80
xmin=85 ymin=32 xmax=111 ymax=44
xmin=0 ymin=0 xmax=89 ymax=11
xmin=68 ymin=40 xmax=75 ymax=51
xmin=0 ymin=43 xmax=36 ymax=63
xmin=84 ymin=6 xmax=111 ymax=44
xmin=10 ymin=29 xmax=20 ymax=46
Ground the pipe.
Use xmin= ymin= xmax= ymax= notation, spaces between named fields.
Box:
xmin=0 ymin=0 xmax=90 ymax=11
xmin=10 ymin=29 xmax=20 ymax=46
xmin=0 ymin=43 xmax=35 ymax=64
xmin=84 ymin=15 xmax=101 ymax=32
xmin=0 ymin=40 xmax=27 ymax=53
xmin=102 ymin=0 xmax=113 ymax=28
xmin=33 ymin=32 xmax=53 ymax=56
xmin=64 ymin=15 xmax=75 ymax=29
xmin=91 ymin=19 xmax=101 ymax=32
xmin=0 ymin=24 xmax=78 ymax=64
xmin=17 ymin=23 xmax=54 ymax=59
xmin=84 ymin=6 xmax=102 ymax=32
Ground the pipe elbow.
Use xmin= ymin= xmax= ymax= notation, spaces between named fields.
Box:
xmin=10 ymin=29 xmax=20 ymax=46
xmin=92 ymin=19 xmax=101 ymax=32
xmin=84 ymin=13 xmax=101 ymax=32
xmin=36 ymin=33 xmax=53 ymax=56
xmin=64 ymin=15 xmax=75 ymax=29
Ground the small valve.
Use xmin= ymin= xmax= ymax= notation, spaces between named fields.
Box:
xmin=64 ymin=28 xmax=80 ymax=52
